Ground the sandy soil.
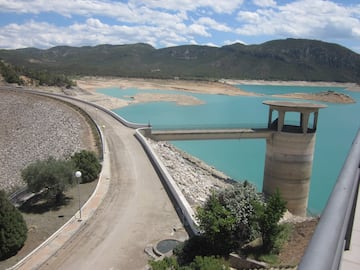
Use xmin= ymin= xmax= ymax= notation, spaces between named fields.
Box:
xmin=75 ymin=77 xmax=358 ymax=107
xmin=74 ymin=77 xmax=258 ymax=108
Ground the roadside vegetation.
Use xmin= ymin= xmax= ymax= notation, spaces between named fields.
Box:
xmin=149 ymin=182 xmax=288 ymax=269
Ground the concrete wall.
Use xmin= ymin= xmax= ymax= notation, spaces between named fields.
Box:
xmin=263 ymin=132 xmax=316 ymax=216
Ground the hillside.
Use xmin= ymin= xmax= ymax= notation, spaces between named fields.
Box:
xmin=1 ymin=39 xmax=359 ymax=83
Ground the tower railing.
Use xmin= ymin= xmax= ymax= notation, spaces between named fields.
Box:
xmin=298 ymin=128 xmax=360 ymax=270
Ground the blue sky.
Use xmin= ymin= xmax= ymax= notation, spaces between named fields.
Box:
xmin=0 ymin=0 xmax=359 ymax=53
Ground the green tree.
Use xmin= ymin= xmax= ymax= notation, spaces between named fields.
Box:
xmin=256 ymin=190 xmax=287 ymax=253
xmin=196 ymin=193 xmax=237 ymax=255
xmin=71 ymin=150 xmax=102 ymax=183
xmin=21 ymin=157 xmax=75 ymax=203
xmin=0 ymin=190 xmax=27 ymax=260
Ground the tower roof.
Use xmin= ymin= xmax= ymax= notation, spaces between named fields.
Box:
xmin=263 ymin=100 xmax=327 ymax=112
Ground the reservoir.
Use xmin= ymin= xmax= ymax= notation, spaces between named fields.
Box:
xmin=98 ymin=85 xmax=360 ymax=214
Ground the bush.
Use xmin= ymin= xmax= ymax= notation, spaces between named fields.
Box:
xmin=0 ymin=190 xmax=27 ymax=260
xmin=189 ymin=256 xmax=229 ymax=270
xmin=196 ymin=193 xmax=237 ymax=255
xmin=255 ymin=189 xmax=287 ymax=253
xmin=174 ymin=236 xmax=213 ymax=265
xmin=217 ymin=182 xmax=262 ymax=245
xmin=71 ymin=150 xmax=101 ymax=183
xmin=149 ymin=256 xmax=179 ymax=270
xmin=195 ymin=182 xmax=263 ymax=257
xmin=21 ymin=157 xmax=75 ymax=203
xmin=149 ymin=256 xmax=229 ymax=270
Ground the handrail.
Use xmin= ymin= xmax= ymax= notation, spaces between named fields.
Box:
xmin=298 ymin=129 xmax=360 ymax=270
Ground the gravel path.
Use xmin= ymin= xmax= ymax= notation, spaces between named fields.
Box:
xmin=0 ymin=89 xmax=93 ymax=192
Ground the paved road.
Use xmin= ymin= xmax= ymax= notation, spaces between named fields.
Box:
xmin=37 ymin=99 xmax=187 ymax=270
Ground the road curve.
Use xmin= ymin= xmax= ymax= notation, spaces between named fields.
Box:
xmin=35 ymin=97 xmax=187 ymax=269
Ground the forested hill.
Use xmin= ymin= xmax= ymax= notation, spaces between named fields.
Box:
xmin=1 ymin=38 xmax=359 ymax=83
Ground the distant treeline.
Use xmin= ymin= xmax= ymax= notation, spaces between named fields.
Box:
xmin=0 ymin=60 xmax=76 ymax=88
xmin=1 ymin=39 xmax=360 ymax=83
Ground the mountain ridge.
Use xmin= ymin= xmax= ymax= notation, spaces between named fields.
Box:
xmin=1 ymin=38 xmax=359 ymax=83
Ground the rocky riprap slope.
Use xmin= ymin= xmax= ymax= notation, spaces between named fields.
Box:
xmin=148 ymin=140 xmax=233 ymax=208
xmin=0 ymin=89 xmax=91 ymax=192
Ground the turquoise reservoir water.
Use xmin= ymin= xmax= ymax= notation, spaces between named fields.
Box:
xmin=98 ymin=85 xmax=360 ymax=214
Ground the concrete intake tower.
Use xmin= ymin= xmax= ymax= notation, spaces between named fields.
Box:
xmin=263 ymin=101 xmax=327 ymax=216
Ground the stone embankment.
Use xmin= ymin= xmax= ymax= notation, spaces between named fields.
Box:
xmin=148 ymin=139 xmax=233 ymax=208
xmin=0 ymin=89 xmax=90 ymax=192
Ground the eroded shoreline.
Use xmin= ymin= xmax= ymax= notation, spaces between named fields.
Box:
xmin=75 ymin=77 xmax=358 ymax=106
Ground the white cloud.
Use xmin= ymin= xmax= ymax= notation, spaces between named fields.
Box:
xmin=0 ymin=17 xmax=201 ymax=49
xmin=253 ymin=0 xmax=277 ymax=7
xmin=0 ymin=0 xmax=359 ymax=52
xmin=197 ymin=17 xmax=231 ymax=32
xmin=188 ymin=23 xmax=211 ymax=37
xmin=0 ymin=0 xmax=244 ymax=18
xmin=129 ymin=0 xmax=244 ymax=14
xmin=0 ymin=0 xmax=130 ymax=17
xmin=236 ymin=0 xmax=360 ymax=40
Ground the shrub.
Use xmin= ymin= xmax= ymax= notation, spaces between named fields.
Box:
xmin=0 ymin=190 xmax=27 ymax=260
xmin=71 ymin=150 xmax=102 ymax=183
xmin=149 ymin=256 xmax=229 ymax=270
xmin=195 ymin=182 xmax=264 ymax=257
xmin=217 ymin=182 xmax=262 ymax=245
xmin=255 ymin=189 xmax=287 ymax=253
xmin=149 ymin=256 xmax=179 ymax=270
xmin=196 ymin=193 xmax=237 ymax=255
xmin=189 ymin=256 xmax=229 ymax=270
xmin=174 ymin=235 xmax=213 ymax=265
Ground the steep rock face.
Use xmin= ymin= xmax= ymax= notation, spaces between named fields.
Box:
xmin=0 ymin=39 xmax=359 ymax=82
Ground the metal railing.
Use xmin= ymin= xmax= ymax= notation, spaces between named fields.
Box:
xmin=299 ymin=128 xmax=360 ymax=270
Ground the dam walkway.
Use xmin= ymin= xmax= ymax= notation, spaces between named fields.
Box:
xmin=148 ymin=127 xmax=272 ymax=141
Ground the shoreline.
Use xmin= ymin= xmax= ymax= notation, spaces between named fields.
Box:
xmin=75 ymin=77 xmax=358 ymax=106
xmin=225 ymin=79 xmax=360 ymax=92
